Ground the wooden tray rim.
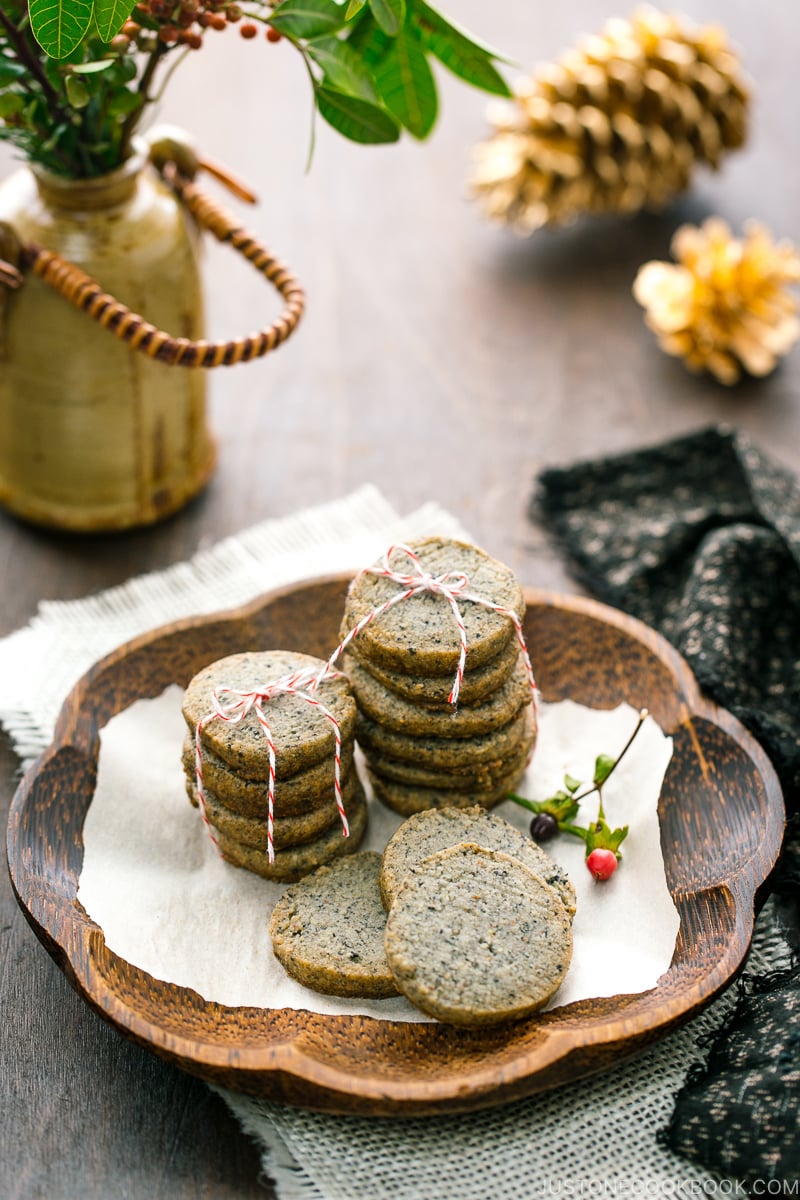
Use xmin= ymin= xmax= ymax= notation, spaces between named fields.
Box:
xmin=6 ymin=579 xmax=786 ymax=1114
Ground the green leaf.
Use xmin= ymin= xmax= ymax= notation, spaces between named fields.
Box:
xmin=412 ymin=1 xmax=511 ymax=96
xmin=106 ymin=89 xmax=142 ymax=117
xmin=0 ymin=59 xmax=28 ymax=86
xmin=367 ymin=0 xmax=404 ymax=36
xmin=344 ymin=11 xmax=390 ymax=67
xmin=93 ymin=0 xmax=135 ymax=41
xmin=585 ymin=819 xmax=629 ymax=856
xmin=563 ymin=774 xmax=582 ymax=795
xmin=315 ymin=84 xmax=400 ymax=143
xmin=70 ymin=57 xmax=116 ymax=73
xmin=64 ymin=72 xmax=89 ymax=106
xmin=0 ymin=93 xmax=25 ymax=118
xmin=30 ymin=0 xmax=93 ymax=58
xmin=345 ymin=0 xmax=366 ymax=16
xmin=593 ymin=753 xmax=616 ymax=787
xmin=307 ymin=36 xmax=378 ymax=102
xmin=268 ymin=0 xmax=347 ymax=40
xmin=373 ymin=28 xmax=437 ymax=138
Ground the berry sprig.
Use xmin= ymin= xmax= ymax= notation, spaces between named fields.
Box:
xmin=508 ymin=708 xmax=649 ymax=882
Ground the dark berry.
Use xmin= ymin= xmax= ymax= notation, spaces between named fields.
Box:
xmin=529 ymin=812 xmax=558 ymax=843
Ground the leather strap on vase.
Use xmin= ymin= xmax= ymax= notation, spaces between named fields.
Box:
xmin=0 ymin=159 xmax=305 ymax=369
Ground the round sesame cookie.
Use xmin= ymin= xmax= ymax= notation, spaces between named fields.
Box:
xmin=183 ymin=733 xmax=356 ymax=817
xmin=215 ymin=777 xmax=368 ymax=883
xmin=355 ymin=703 xmax=536 ymax=769
xmin=379 ymin=806 xmax=576 ymax=919
xmin=268 ymin=852 xmax=399 ymax=999
xmin=187 ymin=774 xmax=358 ymax=850
xmin=348 ymin=656 xmax=532 ymax=739
xmin=368 ymin=762 xmax=528 ymax=818
xmin=383 ymin=843 xmax=573 ymax=1026
xmin=346 ymin=637 xmax=520 ymax=708
xmin=182 ymin=650 xmax=356 ymax=779
xmin=340 ymin=537 xmax=525 ymax=676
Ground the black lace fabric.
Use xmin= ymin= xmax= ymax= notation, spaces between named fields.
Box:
xmin=534 ymin=426 xmax=800 ymax=1180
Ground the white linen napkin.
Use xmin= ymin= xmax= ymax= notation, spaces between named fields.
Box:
xmin=0 ymin=486 xmax=782 ymax=1199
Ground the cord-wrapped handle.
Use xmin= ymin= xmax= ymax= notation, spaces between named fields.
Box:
xmin=7 ymin=161 xmax=305 ymax=369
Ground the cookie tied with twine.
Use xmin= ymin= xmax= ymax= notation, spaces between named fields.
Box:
xmin=183 ymin=650 xmax=357 ymax=867
xmin=332 ymin=539 xmax=535 ymax=707
xmin=634 ymin=218 xmax=800 ymax=384
xmin=333 ymin=538 xmax=538 ymax=817
xmin=471 ymin=6 xmax=748 ymax=233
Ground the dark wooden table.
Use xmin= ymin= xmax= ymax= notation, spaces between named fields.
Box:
xmin=2 ymin=1 xmax=798 ymax=1195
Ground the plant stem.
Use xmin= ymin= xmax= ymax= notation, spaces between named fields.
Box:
xmin=572 ymin=707 xmax=649 ymax=805
xmin=119 ymin=40 xmax=169 ymax=159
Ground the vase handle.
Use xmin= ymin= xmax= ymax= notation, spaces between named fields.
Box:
xmin=0 ymin=164 xmax=305 ymax=370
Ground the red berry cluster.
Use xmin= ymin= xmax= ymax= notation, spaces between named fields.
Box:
xmin=119 ymin=0 xmax=283 ymax=51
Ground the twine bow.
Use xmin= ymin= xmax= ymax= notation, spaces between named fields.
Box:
xmin=195 ymin=665 xmax=348 ymax=864
xmin=325 ymin=543 xmax=538 ymax=708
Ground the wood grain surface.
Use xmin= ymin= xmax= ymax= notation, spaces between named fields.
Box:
xmin=2 ymin=0 xmax=799 ymax=1194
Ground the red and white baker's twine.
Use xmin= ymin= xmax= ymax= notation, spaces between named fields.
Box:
xmin=320 ymin=543 xmax=538 ymax=709
xmin=195 ymin=543 xmax=537 ymax=862
xmin=195 ymin=665 xmax=348 ymax=864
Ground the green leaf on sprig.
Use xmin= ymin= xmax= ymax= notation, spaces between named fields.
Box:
xmin=564 ymin=774 xmax=582 ymax=794
xmin=585 ymin=818 xmax=629 ymax=858
xmin=412 ymin=1 xmax=511 ymax=97
xmin=269 ymin=0 xmax=348 ymax=41
xmin=344 ymin=12 xmax=391 ymax=68
xmin=345 ymin=0 xmax=366 ymax=16
xmin=64 ymin=71 xmax=89 ymax=106
xmin=506 ymin=788 xmax=580 ymax=827
xmin=93 ymin=0 xmax=135 ymax=43
xmin=373 ymin=26 xmax=437 ymax=138
xmin=0 ymin=59 xmax=28 ymax=86
xmin=315 ymin=84 xmax=400 ymax=143
xmin=307 ymin=36 xmax=379 ymax=102
xmin=593 ymin=753 xmax=616 ymax=787
xmin=70 ymin=57 xmax=116 ymax=73
xmin=106 ymin=88 xmax=142 ymax=117
xmin=30 ymin=0 xmax=93 ymax=59
xmin=368 ymin=0 xmax=405 ymax=37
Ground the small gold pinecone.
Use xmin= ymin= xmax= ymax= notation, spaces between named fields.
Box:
xmin=472 ymin=7 xmax=748 ymax=233
xmin=633 ymin=219 xmax=800 ymax=384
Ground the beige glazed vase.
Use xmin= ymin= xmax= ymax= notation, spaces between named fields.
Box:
xmin=0 ymin=148 xmax=215 ymax=531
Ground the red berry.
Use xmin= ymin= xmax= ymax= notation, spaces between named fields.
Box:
xmin=266 ymin=26 xmax=282 ymax=42
xmin=239 ymin=21 xmax=257 ymax=37
xmin=586 ymin=848 xmax=618 ymax=881
xmin=157 ymin=24 xmax=179 ymax=41
xmin=226 ymin=3 xmax=242 ymax=19
xmin=211 ymin=13 xmax=227 ymax=28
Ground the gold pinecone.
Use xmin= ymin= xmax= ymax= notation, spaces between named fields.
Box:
xmin=633 ymin=219 xmax=800 ymax=384
xmin=472 ymin=7 xmax=748 ymax=233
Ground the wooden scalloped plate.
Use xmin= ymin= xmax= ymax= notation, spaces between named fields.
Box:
xmin=7 ymin=578 xmax=785 ymax=1116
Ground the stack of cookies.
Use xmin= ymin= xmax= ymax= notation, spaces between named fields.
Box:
xmin=181 ymin=649 xmax=367 ymax=881
xmin=340 ymin=536 xmax=537 ymax=816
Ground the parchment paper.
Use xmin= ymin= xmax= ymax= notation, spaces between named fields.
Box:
xmin=77 ymin=693 xmax=678 ymax=1019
